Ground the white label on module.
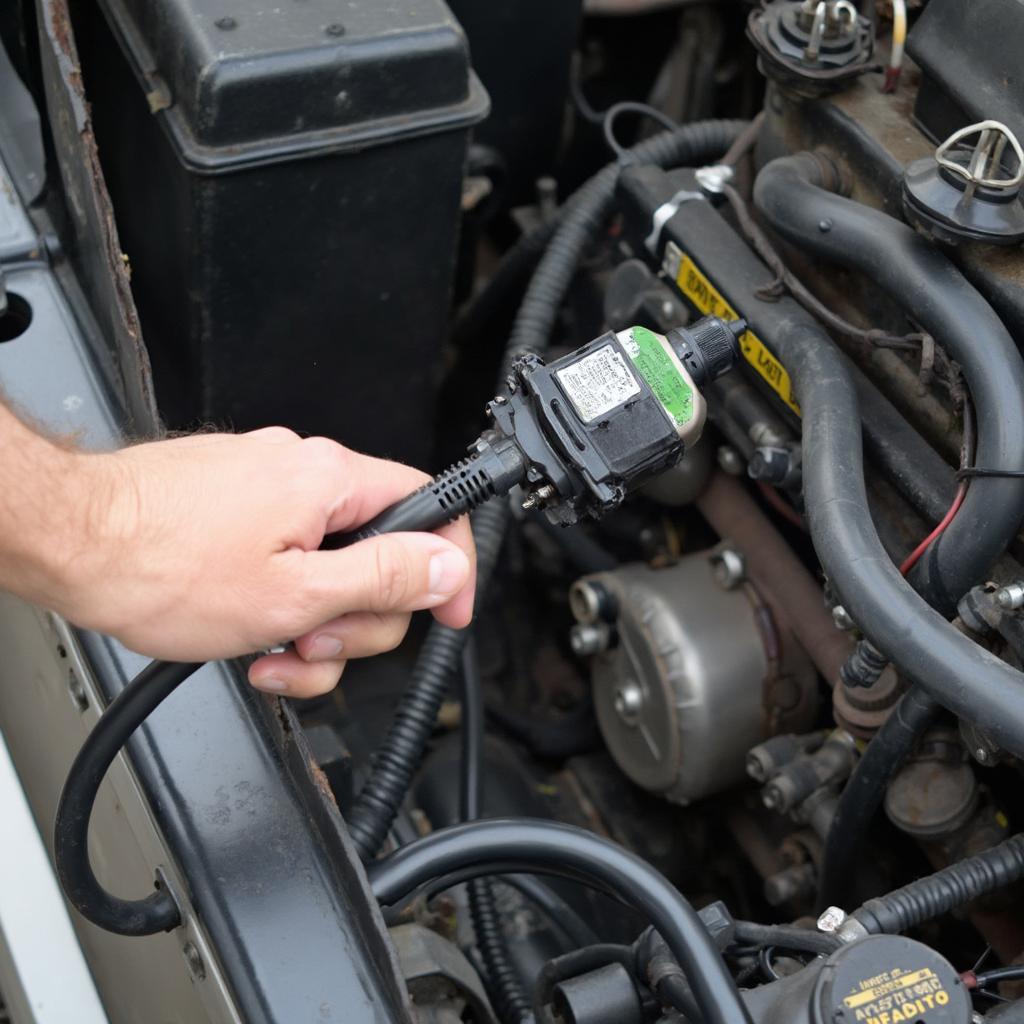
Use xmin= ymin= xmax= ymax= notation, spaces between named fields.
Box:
xmin=555 ymin=344 xmax=641 ymax=423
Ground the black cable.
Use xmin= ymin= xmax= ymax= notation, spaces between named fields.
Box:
xmin=757 ymin=946 xmax=781 ymax=982
xmin=957 ymin=468 xmax=1024 ymax=480
xmin=732 ymin=920 xmax=840 ymax=957
xmin=367 ymin=818 xmax=753 ymax=1024
xmin=459 ymin=634 xmax=484 ymax=822
xmin=460 ymin=633 xmax=535 ymax=1024
xmin=602 ymin=102 xmax=679 ymax=160
xmin=53 ymin=660 xmax=202 ymax=936
xmin=976 ymin=967 xmax=1024 ymax=989
xmin=499 ymin=875 xmax=601 ymax=950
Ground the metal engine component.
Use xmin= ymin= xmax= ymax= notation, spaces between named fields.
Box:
xmin=390 ymin=924 xmax=496 ymax=1024
xmin=903 ymin=120 xmax=1024 ymax=246
xmin=570 ymin=549 xmax=816 ymax=804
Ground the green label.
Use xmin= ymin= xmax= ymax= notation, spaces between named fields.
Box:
xmin=622 ymin=326 xmax=694 ymax=426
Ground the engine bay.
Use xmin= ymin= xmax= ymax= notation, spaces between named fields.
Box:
xmin=4 ymin=0 xmax=1024 ymax=1021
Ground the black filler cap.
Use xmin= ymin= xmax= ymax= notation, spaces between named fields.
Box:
xmin=812 ymin=934 xmax=970 ymax=1024
xmin=667 ymin=317 xmax=746 ymax=388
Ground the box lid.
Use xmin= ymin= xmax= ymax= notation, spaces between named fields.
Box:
xmin=99 ymin=0 xmax=488 ymax=170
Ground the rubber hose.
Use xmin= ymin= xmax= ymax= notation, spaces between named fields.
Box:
xmin=507 ymin=119 xmax=746 ymax=367
xmin=817 ymin=687 xmax=939 ymax=909
xmin=367 ymin=818 xmax=754 ymax=1024
xmin=346 ymin=119 xmax=747 ymax=861
xmin=753 ymin=152 xmax=1024 ymax=615
xmin=851 ymin=833 xmax=1024 ymax=935
xmin=764 ymin=311 xmax=1024 ymax=759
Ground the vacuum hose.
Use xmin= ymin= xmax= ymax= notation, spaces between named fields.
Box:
xmin=367 ymin=818 xmax=754 ymax=1024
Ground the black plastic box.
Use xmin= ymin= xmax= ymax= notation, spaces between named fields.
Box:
xmin=75 ymin=0 xmax=487 ymax=465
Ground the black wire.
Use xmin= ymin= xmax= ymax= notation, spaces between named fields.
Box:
xmin=460 ymin=635 xmax=535 ymax=1024
xmin=459 ymin=634 xmax=484 ymax=821
xmin=602 ymin=102 xmax=680 ymax=160
xmin=500 ymin=875 xmax=601 ymax=950
xmin=956 ymin=468 xmax=1024 ymax=480
xmin=54 ymin=659 xmax=203 ymax=935
xmin=757 ymin=946 xmax=781 ymax=982
xmin=975 ymin=966 xmax=1024 ymax=988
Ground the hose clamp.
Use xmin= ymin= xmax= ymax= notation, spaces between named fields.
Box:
xmin=644 ymin=188 xmax=704 ymax=254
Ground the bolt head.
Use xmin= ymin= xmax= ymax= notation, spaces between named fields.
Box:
xmin=613 ymin=681 xmax=644 ymax=726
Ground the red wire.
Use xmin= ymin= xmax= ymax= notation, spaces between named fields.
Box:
xmin=898 ymin=481 xmax=968 ymax=577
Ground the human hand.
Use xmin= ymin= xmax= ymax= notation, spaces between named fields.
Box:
xmin=49 ymin=428 xmax=475 ymax=697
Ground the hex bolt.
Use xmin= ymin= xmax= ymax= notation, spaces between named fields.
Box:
xmin=569 ymin=623 xmax=610 ymax=657
xmin=995 ymin=581 xmax=1024 ymax=610
xmin=613 ymin=681 xmax=644 ymax=726
xmin=817 ymin=905 xmax=847 ymax=934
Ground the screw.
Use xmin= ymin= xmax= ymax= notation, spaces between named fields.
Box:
xmin=817 ymin=906 xmax=847 ymax=933
xmin=325 ymin=22 xmax=346 ymax=36
xmin=67 ymin=668 xmax=89 ymax=713
xmin=710 ymin=547 xmax=746 ymax=590
xmin=613 ymin=681 xmax=644 ymax=725
xmin=996 ymin=581 xmax=1024 ymax=610
xmin=183 ymin=941 xmax=206 ymax=981
xmin=522 ymin=483 xmax=555 ymax=511
xmin=818 ymin=218 xmax=833 ymax=233
xmin=214 ymin=16 xmax=237 ymax=29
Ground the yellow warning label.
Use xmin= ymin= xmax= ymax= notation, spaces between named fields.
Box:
xmin=841 ymin=965 xmax=951 ymax=1024
xmin=662 ymin=241 xmax=801 ymax=417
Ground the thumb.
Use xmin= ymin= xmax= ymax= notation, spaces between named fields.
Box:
xmin=296 ymin=532 xmax=472 ymax=628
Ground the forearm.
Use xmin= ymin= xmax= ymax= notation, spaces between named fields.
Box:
xmin=0 ymin=403 xmax=99 ymax=614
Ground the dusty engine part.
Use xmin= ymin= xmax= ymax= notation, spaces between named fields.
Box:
xmin=390 ymin=924 xmax=497 ymax=1024
xmin=570 ymin=549 xmax=816 ymax=804
xmin=746 ymin=0 xmax=874 ymax=96
xmin=884 ymin=728 xmax=980 ymax=841
xmin=696 ymin=472 xmax=853 ymax=684
xmin=832 ymin=668 xmax=903 ymax=739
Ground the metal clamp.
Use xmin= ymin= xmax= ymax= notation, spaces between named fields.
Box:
xmin=935 ymin=120 xmax=1024 ymax=200
xmin=644 ymin=188 xmax=704 ymax=254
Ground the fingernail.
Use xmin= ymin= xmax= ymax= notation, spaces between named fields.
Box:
xmin=308 ymin=634 xmax=344 ymax=661
xmin=252 ymin=677 xmax=289 ymax=694
xmin=428 ymin=548 xmax=468 ymax=597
